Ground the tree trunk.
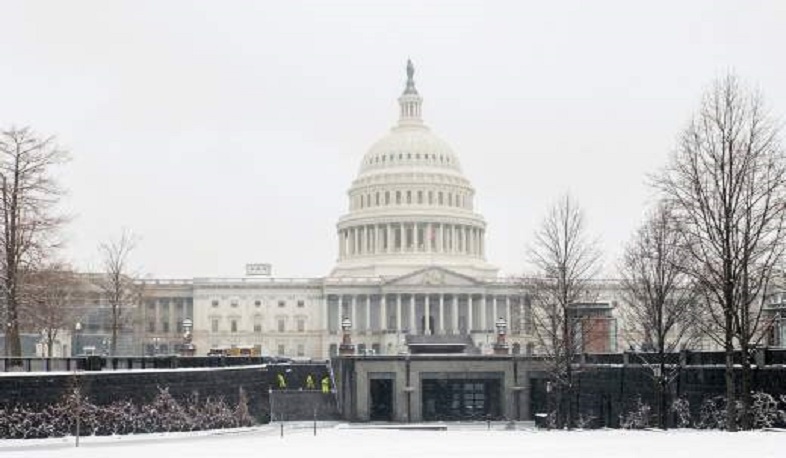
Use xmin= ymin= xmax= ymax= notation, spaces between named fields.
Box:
xmin=724 ymin=312 xmax=737 ymax=431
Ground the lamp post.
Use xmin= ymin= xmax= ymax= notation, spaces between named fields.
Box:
xmin=180 ymin=318 xmax=196 ymax=356
xmin=152 ymin=337 xmax=162 ymax=356
xmin=493 ymin=316 xmax=509 ymax=355
xmin=339 ymin=316 xmax=355 ymax=356
xmin=74 ymin=322 xmax=82 ymax=356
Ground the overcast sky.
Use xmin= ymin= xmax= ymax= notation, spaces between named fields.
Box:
xmin=1 ymin=1 xmax=784 ymax=279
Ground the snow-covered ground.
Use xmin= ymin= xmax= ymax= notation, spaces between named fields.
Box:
xmin=1 ymin=423 xmax=784 ymax=458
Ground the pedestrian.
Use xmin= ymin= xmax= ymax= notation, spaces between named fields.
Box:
xmin=321 ymin=375 xmax=331 ymax=394
xmin=277 ymin=372 xmax=287 ymax=389
xmin=305 ymin=374 xmax=316 ymax=390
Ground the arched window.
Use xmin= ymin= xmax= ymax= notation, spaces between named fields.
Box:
xmin=385 ymin=191 xmax=390 ymax=205
xmin=428 ymin=191 xmax=433 ymax=204
xmin=417 ymin=190 xmax=423 ymax=204
xmin=396 ymin=191 xmax=401 ymax=204
xmin=407 ymin=191 xmax=412 ymax=204
xmin=438 ymin=192 xmax=444 ymax=205
xmin=375 ymin=192 xmax=380 ymax=206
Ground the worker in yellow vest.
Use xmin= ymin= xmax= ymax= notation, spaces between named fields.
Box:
xmin=321 ymin=375 xmax=331 ymax=394
xmin=305 ymin=374 xmax=316 ymax=390
xmin=276 ymin=372 xmax=287 ymax=389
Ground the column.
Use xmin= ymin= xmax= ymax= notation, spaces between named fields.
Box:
xmin=399 ymin=224 xmax=405 ymax=252
xmin=467 ymin=294 xmax=474 ymax=332
xmin=506 ymin=296 xmax=512 ymax=332
xmin=322 ymin=295 xmax=329 ymax=331
xmin=376 ymin=224 xmax=382 ymax=254
xmin=409 ymin=295 xmax=416 ymax=333
xmin=387 ymin=224 xmax=393 ymax=253
xmin=451 ymin=295 xmax=459 ymax=334
xmin=427 ymin=222 xmax=433 ymax=253
xmin=438 ymin=223 xmax=444 ymax=253
xmin=354 ymin=228 xmax=359 ymax=255
xmin=380 ymin=294 xmax=388 ymax=331
xmin=425 ymin=294 xmax=431 ymax=335
xmin=480 ymin=294 xmax=487 ymax=331
xmin=438 ymin=294 xmax=444 ymax=334
xmin=396 ymin=294 xmax=402 ymax=331
xmin=338 ymin=230 xmax=343 ymax=259
xmin=365 ymin=295 xmax=371 ymax=332
xmin=350 ymin=295 xmax=357 ymax=328
xmin=493 ymin=295 xmax=499 ymax=324
xmin=336 ymin=296 xmax=343 ymax=331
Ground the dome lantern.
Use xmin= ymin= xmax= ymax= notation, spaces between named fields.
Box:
xmin=398 ymin=59 xmax=424 ymax=127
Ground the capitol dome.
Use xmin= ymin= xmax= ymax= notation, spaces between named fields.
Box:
xmin=330 ymin=61 xmax=498 ymax=279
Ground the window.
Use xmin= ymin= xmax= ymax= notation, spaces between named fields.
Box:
xmin=162 ymin=321 xmax=169 ymax=333
xmin=211 ymin=318 xmax=219 ymax=333
xmin=406 ymin=190 xmax=412 ymax=204
xmin=396 ymin=191 xmax=401 ymax=204
xmin=278 ymin=319 xmax=285 ymax=332
xmin=277 ymin=344 xmax=286 ymax=355
xmin=297 ymin=319 xmax=305 ymax=332
xmin=254 ymin=323 xmax=262 ymax=333
xmin=278 ymin=300 xmax=285 ymax=308
xmin=230 ymin=300 xmax=238 ymax=308
xmin=147 ymin=321 xmax=155 ymax=333
xmin=254 ymin=300 xmax=262 ymax=307
xmin=385 ymin=191 xmax=390 ymax=205
xmin=231 ymin=320 xmax=238 ymax=333
xmin=297 ymin=344 xmax=305 ymax=357
xmin=417 ymin=190 xmax=423 ymax=204
xmin=438 ymin=192 xmax=443 ymax=205
xmin=297 ymin=300 xmax=305 ymax=308
xmin=211 ymin=300 xmax=219 ymax=307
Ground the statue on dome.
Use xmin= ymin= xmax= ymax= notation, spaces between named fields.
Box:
xmin=407 ymin=59 xmax=415 ymax=81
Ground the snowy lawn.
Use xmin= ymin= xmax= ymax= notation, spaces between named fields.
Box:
xmin=1 ymin=424 xmax=784 ymax=458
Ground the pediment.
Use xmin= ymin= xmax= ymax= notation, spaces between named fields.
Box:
xmin=383 ymin=266 xmax=481 ymax=287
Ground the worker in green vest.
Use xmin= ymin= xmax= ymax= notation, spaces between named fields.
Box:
xmin=305 ymin=374 xmax=316 ymax=390
xmin=321 ymin=375 xmax=331 ymax=394
xmin=276 ymin=372 xmax=287 ymax=389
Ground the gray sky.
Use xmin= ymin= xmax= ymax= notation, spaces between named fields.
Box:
xmin=1 ymin=1 xmax=784 ymax=279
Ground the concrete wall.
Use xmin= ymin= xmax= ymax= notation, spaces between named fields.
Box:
xmin=0 ymin=362 xmax=338 ymax=422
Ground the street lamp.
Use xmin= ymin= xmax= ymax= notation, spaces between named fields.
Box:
xmin=339 ymin=317 xmax=355 ymax=356
xmin=152 ymin=337 xmax=162 ymax=356
xmin=493 ymin=317 xmax=509 ymax=355
xmin=74 ymin=322 xmax=82 ymax=356
xmin=180 ymin=318 xmax=196 ymax=356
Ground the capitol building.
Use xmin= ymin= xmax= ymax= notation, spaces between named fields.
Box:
xmin=134 ymin=62 xmax=618 ymax=359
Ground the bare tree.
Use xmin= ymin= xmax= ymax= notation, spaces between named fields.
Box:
xmin=20 ymin=263 xmax=79 ymax=357
xmin=96 ymin=230 xmax=141 ymax=356
xmin=528 ymin=194 xmax=601 ymax=429
xmin=656 ymin=74 xmax=786 ymax=430
xmin=619 ymin=202 xmax=700 ymax=429
xmin=0 ymin=127 xmax=69 ymax=358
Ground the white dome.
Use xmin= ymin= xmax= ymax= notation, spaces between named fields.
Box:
xmin=330 ymin=61 xmax=498 ymax=279
xmin=359 ymin=125 xmax=463 ymax=175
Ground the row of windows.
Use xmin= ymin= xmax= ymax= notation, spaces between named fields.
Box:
xmin=210 ymin=299 xmax=306 ymax=308
xmin=209 ymin=317 xmax=308 ymax=333
xmin=354 ymin=189 xmax=471 ymax=210
xmin=366 ymin=152 xmax=453 ymax=166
